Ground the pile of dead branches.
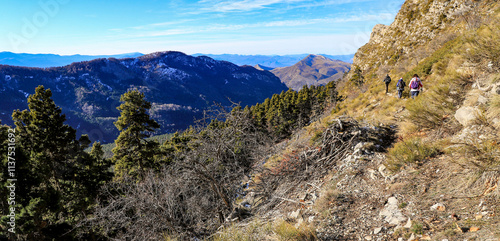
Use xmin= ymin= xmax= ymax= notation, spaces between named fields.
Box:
xmin=253 ymin=118 xmax=395 ymax=214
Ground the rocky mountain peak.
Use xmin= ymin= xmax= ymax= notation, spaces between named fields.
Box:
xmin=271 ymin=55 xmax=350 ymax=91
xmin=352 ymin=0 xmax=479 ymax=73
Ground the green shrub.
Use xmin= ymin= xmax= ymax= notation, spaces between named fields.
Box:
xmin=410 ymin=221 xmax=424 ymax=234
xmin=399 ymin=202 xmax=408 ymax=209
xmin=349 ymin=66 xmax=364 ymax=86
xmin=387 ymin=137 xmax=440 ymax=171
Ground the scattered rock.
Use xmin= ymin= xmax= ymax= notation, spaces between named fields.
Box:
xmin=353 ymin=142 xmax=366 ymax=155
xmin=477 ymin=95 xmax=488 ymax=105
xmin=380 ymin=197 xmax=406 ymax=225
xmin=378 ymin=165 xmax=388 ymax=178
xmin=368 ymin=169 xmax=378 ymax=180
xmin=294 ymin=218 xmax=304 ymax=228
xmin=365 ymin=235 xmax=373 ymax=240
xmin=475 ymin=214 xmax=483 ymax=220
xmin=469 ymin=226 xmax=480 ymax=232
xmin=421 ymin=234 xmax=431 ymax=240
xmin=290 ymin=209 xmax=301 ymax=219
xmin=431 ymin=203 xmax=446 ymax=211
xmin=403 ymin=217 xmax=412 ymax=228
xmin=408 ymin=233 xmax=416 ymax=241
xmin=374 ymin=227 xmax=382 ymax=234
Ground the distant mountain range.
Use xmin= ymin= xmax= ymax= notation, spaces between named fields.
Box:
xmin=270 ymin=54 xmax=351 ymax=91
xmin=0 ymin=51 xmax=287 ymax=143
xmin=0 ymin=52 xmax=354 ymax=69
xmin=0 ymin=51 xmax=144 ymax=68
xmin=194 ymin=53 xmax=354 ymax=68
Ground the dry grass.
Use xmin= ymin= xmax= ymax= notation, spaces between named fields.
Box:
xmin=386 ymin=136 xmax=441 ymax=171
xmin=274 ymin=220 xmax=316 ymax=241
xmin=397 ymin=121 xmax=419 ymax=138
xmin=445 ymin=139 xmax=500 ymax=170
xmin=405 ymin=71 xmax=469 ymax=133
xmin=313 ymin=184 xmax=340 ymax=215
xmin=487 ymin=95 xmax=500 ymax=129
xmin=211 ymin=220 xmax=274 ymax=241
xmin=212 ymin=219 xmax=316 ymax=241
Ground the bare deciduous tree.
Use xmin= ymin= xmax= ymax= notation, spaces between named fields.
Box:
xmin=86 ymin=105 xmax=270 ymax=240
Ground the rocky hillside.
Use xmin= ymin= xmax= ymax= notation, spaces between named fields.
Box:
xmin=212 ymin=0 xmax=500 ymax=240
xmin=0 ymin=51 xmax=287 ymax=142
xmin=271 ymin=54 xmax=350 ymax=90
xmin=349 ymin=0 xmax=488 ymax=80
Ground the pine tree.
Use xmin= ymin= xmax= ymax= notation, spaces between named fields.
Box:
xmin=296 ymin=85 xmax=312 ymax=127
xmin=7 ymin=85 xmax=111 ymax=239
xmin=112 ymin=90 xmax=161 ymax=180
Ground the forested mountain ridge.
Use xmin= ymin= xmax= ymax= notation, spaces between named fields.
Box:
xmin=0 ymin=51 xmax=288 ymax=142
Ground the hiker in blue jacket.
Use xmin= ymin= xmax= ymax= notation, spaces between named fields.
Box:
xmin=396 ymin=77 xmax=405 ymax=99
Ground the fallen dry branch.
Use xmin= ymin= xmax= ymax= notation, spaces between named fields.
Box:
xmin=252 ymin=118 xmax=395 ymax=215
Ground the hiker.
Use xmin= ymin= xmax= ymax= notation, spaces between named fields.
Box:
xmin=409 ymin=74 xmax=423 ymax=99
xmin=383 ymin=74 xmax=391 ymax=94
xmin=396 ymin=77 xmax=405 ymax=98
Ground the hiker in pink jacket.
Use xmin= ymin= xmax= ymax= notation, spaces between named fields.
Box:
xmin=409 ymin=74 xmax=423 ymax=99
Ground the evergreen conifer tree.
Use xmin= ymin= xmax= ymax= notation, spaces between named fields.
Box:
xmin=6 ymin=85 xmax=111 ymax=240
xmin=112 ymin=90 xmax=161 ymax=180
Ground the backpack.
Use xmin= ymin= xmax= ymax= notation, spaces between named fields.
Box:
xmin=397 ymin=79 xmax=405 ymax=89
xmin=383 ymin=75 xmax=391 ymax=83
xmin=410 ymin=78 xmax=420 ymax=89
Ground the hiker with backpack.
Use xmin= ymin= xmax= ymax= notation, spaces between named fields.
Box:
xmin=409 ymin=74 xmax=423 ymax=99
xmin=383 ymin=74 xmax=392 ymax=94
xmin=396 ymin=77 xmax=405 ymax=99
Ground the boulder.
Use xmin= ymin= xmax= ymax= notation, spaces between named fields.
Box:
xmin=379 ymin=197 xmax=406 ymax=225
xmin=454 ymin=106 xmax=480 ymax=126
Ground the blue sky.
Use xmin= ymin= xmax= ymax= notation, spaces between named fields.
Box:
xmin=0 ymin=0 xmax=405 ymax=56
